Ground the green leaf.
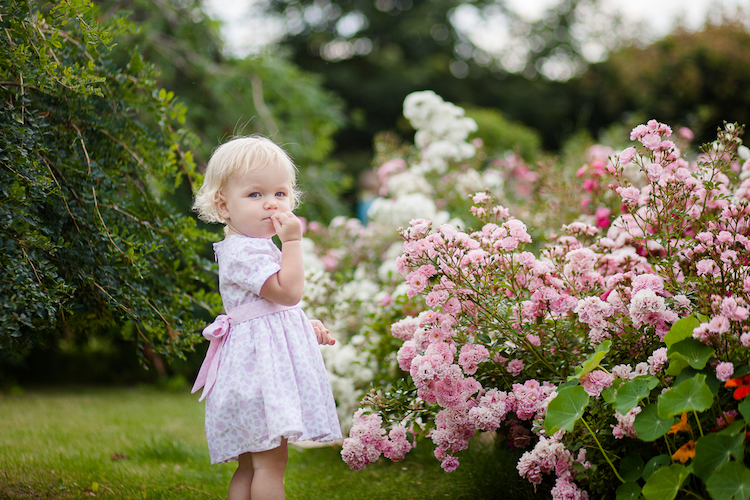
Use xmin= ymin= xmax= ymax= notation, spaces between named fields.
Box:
xmin=657 ymin=374 xmax=714 ymax=420
xmin=620 ymin=453 xmax=645 ymax=482
xmin=739 ymin=399 xmax=750 ymax=424
xmin=616 ymin=481 xmax=643 ymax=500
xmin=615 ymin=377 xmax=658 ymax=414
xmin=667 ymin=338 xmax=715 ymax=370
xmin=693 ymin=432 xmax=745 ymax=481
xmin=634 ymin=403 xmax=675 ymax=442
xmin=675 ymin=367 xmax=721 ymax=395
xmin=642 ymin=464 xmax=690 ymax=500
xmin=643 ymin=454 xmax=672 ymax=481
xmin=665 ymin=352 xmax=691 ymax=377
xmin=568 ymin=340 xmax=611 ymax=381
xmin=664 ymin=315 xmax=701 ymax=347
xmin=706 ymin=461 xmax=750 ymax=500
xmin=543 ymin=385 xmax=589 ymax=434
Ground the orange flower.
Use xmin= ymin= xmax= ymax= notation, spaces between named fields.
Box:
xmin=672 ymin=441 xmax=696 ymax=463
xmin=724 ymin=374 xmax=750 ymax=400
xmin=668 ymin=413 xmax=692 ymax=435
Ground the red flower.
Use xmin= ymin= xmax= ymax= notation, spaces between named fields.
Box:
xmin=724 ymin=374 xmax=750 ymax=400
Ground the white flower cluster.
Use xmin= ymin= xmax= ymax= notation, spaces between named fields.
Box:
xmin=367 ymin=192 xmax=451 ymax=236
xmin=403 ymin=90 xmax=478 ymax=173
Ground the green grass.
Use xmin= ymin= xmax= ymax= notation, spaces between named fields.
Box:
xmin=0 ymin=386 xmax=539 ymax=499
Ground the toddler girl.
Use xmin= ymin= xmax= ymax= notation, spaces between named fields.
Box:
xmin=191 ymin=136 xmax=341 ymax=500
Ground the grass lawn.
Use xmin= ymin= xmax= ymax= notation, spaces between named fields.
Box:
xmin=0 ymin=386 xmax=538 ymax=499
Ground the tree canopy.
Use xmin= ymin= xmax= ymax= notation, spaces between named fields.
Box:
xmin=573 ymin=21 xmax=750 ymax=145
xmin=99 ymin=0 xmax=351 ymax=222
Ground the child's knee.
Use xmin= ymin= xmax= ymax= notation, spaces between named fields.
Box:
xmin=252 ymin=442 xmax=288 ymax=472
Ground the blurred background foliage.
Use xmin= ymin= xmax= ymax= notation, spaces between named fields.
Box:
xmin=1 ymin=0 xmax=750 ymax=388
xmin=98 ymin=0 xmax=351 ymax=223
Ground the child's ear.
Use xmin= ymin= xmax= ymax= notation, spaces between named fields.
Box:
xmin=216 ymin=193 xmax=230 ymax=220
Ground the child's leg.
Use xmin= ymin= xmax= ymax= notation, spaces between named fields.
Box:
xmin=228 ymin=453 xmax=254 ymax=500
xmin=249 ymin=438 xmax=288 ymax=500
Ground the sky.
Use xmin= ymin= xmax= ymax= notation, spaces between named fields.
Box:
xmin=204 ymin=0 xmax=749 ymax=62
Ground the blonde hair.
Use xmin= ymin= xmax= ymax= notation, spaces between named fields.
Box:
xmin=193 ymin=136 xmax=301 ymax=224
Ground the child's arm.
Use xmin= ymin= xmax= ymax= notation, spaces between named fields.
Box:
xmin=259 ymin=211 xmax=305 ymax=305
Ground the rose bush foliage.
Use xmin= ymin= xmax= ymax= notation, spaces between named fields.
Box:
xmin=304 ymin=91 xmax=750 ymax=499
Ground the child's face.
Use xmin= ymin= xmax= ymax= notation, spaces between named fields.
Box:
xmin=217 ymin=163 xmax=292 ymax=238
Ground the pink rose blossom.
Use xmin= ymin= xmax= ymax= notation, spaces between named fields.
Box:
xmin=458 ymin=344 xmax=490 ymax=375
xmin=696 ymin=259 xmax=715 ymax=276
xmin=580 ymin=370 xmax=613 ymax=397
xmin=441 ymin=455 xmax=460 ymax=472
xmin=507 ymin=359 xmax=524 ymax=377
xmin=551 ymin=476 xmax=589 ymax=500
xmin=472 ymin=192 xmax=490 ymax=203
xmin=647 ymin=347 xmax=668 ymax=375
xmin=716 ymin=362 xmax=735 ymax=382
xmin=616 ymin=186 xmax=641 ymax=205
xmin=619 ymin=146 xmax=637 ymax=165
xmin=406 ymin=271 xmax=429 ymax=298
xmin=397 ymin=341 xmax=419 ymax=371
xmin=612 ymin=406 xmax=641 ymax=439
xmin=708 ymin=315 xmax=730 ymax=334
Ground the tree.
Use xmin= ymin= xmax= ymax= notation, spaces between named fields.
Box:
xmin=98 ymin=0 xmax=350 ymax=222
xmin=257 ymin=0 xmax=631 ymax=160
xmin=0 ymin=0 xmax=213 ymax=360
xmin=573 ymin=21 xmax=750 ymax=144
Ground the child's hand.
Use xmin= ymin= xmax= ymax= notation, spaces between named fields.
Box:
xmin=271 ymin=211 xmax=302 ymax=243
xmin=311 ymin=319 xmax=335 ymax=346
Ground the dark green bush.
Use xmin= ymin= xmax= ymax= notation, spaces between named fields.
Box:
xmin=0 ymin=0 xmax=218 ymax=360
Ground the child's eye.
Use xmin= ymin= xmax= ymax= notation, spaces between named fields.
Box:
xmin=249 ymin=192 xmax=261 ymax=198
xmin=275 ymin=192 xmax=287 ymax=197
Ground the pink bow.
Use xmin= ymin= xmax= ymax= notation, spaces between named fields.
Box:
xmin=191 ymin=315 xmax=231 ymax=402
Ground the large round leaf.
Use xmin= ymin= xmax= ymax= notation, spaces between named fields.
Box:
xmin=667 ymin=338 xmax=715 ymax=370
xmin=615 ymin=376 xmax=658 ymax=414
xmin=634 ymin=403 xmax=675 ymax=442
xmin=657 ymin=374 xmax=714 ymax=420
xmin=693 ymin=432 xmax=745 ymax=481
xmin=675 ymin=367 xmax=721 ymax=396
xmin=620 ymin=453 xmax=645 ymax=482
xmin=616 ymin=481 xmax=643 ymax=500
xmin=643 ymin=454 xmax=672 ymax=481
xmin=642 ymin=464 xmax=689 ymax=500
xmin=738 ymin=398 xmax=750 ymax=423
xmin=706 ymin=461 xmax=750 ymax=500
xmin=544 ymin=385 xmax=589 ymax=434
xmin=664 ymin=315 xmax=701 ymax=348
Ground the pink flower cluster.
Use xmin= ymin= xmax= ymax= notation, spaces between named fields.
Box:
xmin=517 ymin=430 xmax=590 ymax=500
xmin=611 ymin=406 xmax=642 ymax=439
xmin=341 ymin=409 xmax=412 ymax=470
xmin=344 ymin=121 xmax=750 ymax=498
xmin=692 ymin=292 xmax=750 ymax=345
xmin=580 ymin=370 xmax=613 ymax=397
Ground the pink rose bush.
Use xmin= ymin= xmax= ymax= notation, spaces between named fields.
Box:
xmin=335 ymin=108 xmax=750 ymax=499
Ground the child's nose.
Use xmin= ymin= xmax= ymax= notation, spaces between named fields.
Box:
xmin=265 ymin=198 xmax=278 ymax=209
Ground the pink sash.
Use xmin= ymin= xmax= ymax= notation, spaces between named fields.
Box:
xmin=191 ymin=299 xmax=298 ymax=402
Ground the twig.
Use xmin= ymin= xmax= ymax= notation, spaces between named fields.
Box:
xmin=21 ymin=248 xmax=43 ymax=285
xmin=99 ymin=128 xmax=145 ymax=166
xmin=71 ymin=123 xmax=92 ymax=175
xmin=92 ymin=186 xmax=126 ymax=255
xmin=38 ymin=153 xmax=82 ymax=233
xmin=92 ymin=281 xmax=131 ymax=314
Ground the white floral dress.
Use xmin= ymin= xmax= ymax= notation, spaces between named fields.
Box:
xmin=204 ymin=235 xmax=341 ymax=464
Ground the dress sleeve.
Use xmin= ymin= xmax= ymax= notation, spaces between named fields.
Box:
xmin=225 ymin=237 xmax=282 ymax=296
